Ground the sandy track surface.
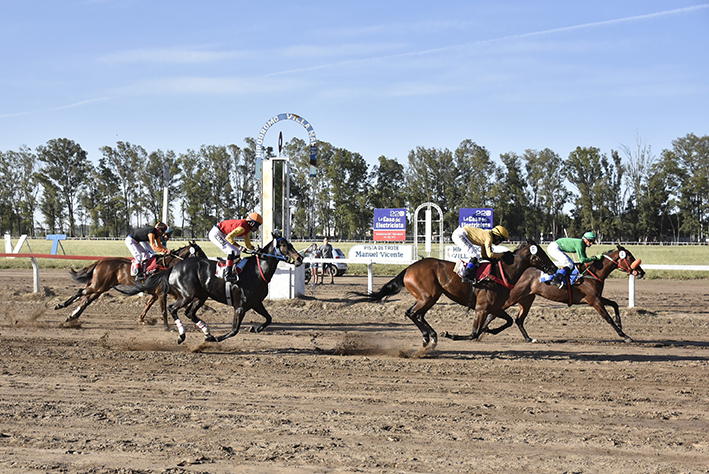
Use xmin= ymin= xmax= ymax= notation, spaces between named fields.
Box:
xmin=1 ymin=269 xmax=708 ymax=473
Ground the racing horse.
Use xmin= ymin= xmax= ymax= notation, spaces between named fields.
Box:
xmin=115 ymin=232 xmax=303 ymax=343
xmin=349 ymin=239 xmax=557 ymax=348
xmin=54 ymin=241 xmax=206 ymax=328
xmin=498 ymin=244 xmax=644 ymax=343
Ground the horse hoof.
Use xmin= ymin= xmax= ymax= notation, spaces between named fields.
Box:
xmin=177 ymin=334 xmax=185 ymax=344
xmin=440 ymin=331 xmax=451 ymax=339
xmin=54 ymin=304 xmax=62 ymax=310
xmin=205 ymin=335 xmax=217 ymax=342
xmin=624 ymin=336 xmax=634 ymax=343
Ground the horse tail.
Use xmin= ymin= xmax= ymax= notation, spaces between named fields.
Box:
xmin=114 ymin=269 xmax=172 ymax=296
xmin=69 ymin=263 xmax=97 ymax=284
xmin=348 ymin=268 xmax=407 ymax=303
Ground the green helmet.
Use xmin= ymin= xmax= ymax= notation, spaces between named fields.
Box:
xmin=583 ymin=231 xmax=596 ymax=241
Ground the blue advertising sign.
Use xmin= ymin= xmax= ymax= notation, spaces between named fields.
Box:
xmin=373 ymin=208 xmax=407 ymax=241
xmin=459 ymin=208 xmax=493 ymax=229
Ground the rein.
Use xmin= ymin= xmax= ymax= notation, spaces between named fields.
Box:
xmin=252 ymin=238 xmax=291 ymax=283
xmin=486 ymin=260 xmax=514 ymax=289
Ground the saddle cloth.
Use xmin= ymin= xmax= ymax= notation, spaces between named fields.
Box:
xmin=215 ymin=258 xmax=248 ymax=279
xmin=540 ymin=267 xmax=581 ymax=285
xmin=455 ymin=260 xmax=493 ymax=281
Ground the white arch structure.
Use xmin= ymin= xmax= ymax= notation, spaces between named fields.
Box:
xmin=255 ymin=113 xmax=317 ymax=180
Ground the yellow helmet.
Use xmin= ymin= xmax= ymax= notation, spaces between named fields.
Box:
xmin=491 ymin=225 xmax=509 ymax=240
xmin=248 ymin=212 xmax=263 ymax=225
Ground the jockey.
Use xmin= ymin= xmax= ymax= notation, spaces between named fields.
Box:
xmin=160 ymin=226 xmax=173 ymax=248
xmin=125 ymin=222 xmax=170 ymax=277
xmin=208 ymin=212 xmax=263 ymax=282
xmin=451 ymin=225 xmax=509 ymax=283
xmin=547 ymin=231 xmax=600 ymax=287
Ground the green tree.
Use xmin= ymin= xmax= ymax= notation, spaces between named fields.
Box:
xmin=36 ymin=138 xmax=92 ymax=237
xmin=369 ymin=156 xmax=406 ymax=210
xmin=523 ymin=148 xmax=569 ymax=239
xmin=564 ymin=146 xmax=607 ymax=238
xmin=620 ymin=134 xmax=656 ymax=239
xmin=99 ymin=142 xmax=146 ymax=233
xmin=179 ymin=150 xmax=212 ymax=238
xmin=329 ymin=148 xmax=370 ymax=239
xmin=139 ymin=149 xmax=178 ymax=225
xmin=406 ymin=146 xmax=457 ymax=233
xmin=229 ymin=141 xmax=257 ymax=218
xmin=0 ymin=146 xmax=39 ymax=235
xmin=491 ymin=152 xmax=528 ymax=239
xmin=670 ymin=133 xmax=709 ymax=241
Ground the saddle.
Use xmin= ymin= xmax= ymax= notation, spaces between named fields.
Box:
xmin=144 ymin=255 xmax=168 ymax=275
xmin=455 ymin=260 xmax=493 ymax=282
xmin=215 ymin=257 xmax=248 ymax=279
xmin=540 ymin=267 xmax=582 ymax=286
xmin=130 ymin=255 xmax=168 ymax=277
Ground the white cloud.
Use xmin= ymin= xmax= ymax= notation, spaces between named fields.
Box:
xmin=100 ymin=48 xmax=250 ymax=64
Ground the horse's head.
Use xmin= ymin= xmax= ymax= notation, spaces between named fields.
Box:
xmin=515 ymin=238 xmax=557 ymax=274
xmin=268 ymin=232 xmax=303 ymax=266
xmin=175 ymin=240 xmax=207 ymax=259
xmin=611 ymin=244 xmax=645 ymax=278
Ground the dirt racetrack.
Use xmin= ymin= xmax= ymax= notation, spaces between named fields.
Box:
xmin=1 ymin=268 xmax=708 ymax=474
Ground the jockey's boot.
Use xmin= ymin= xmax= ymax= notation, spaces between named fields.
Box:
xmin=225 ymin=253 xmax=238 ymax=282
xmin=461 ymin=257 xmax=478 ymax=284
xmin=556 ymin=267 xmax=570 ymax=288
xmin=136 ymin=261 xmax=146 ymax=280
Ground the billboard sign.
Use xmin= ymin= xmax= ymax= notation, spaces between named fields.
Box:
xmin=459 ymin=208 xmax=493 ymax=229
xmin=373 ymin=208 xmax=407 ymax=241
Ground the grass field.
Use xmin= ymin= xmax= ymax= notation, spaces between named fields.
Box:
xmin=2 ymin=238 xmax=708 ymax=279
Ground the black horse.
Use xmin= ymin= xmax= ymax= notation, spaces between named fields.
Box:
xmin=115 ymin=232 xmax=303 ymax=343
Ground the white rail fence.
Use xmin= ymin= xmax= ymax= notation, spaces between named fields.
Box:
xmin=307 ymin=258 xmax=709 ymax=308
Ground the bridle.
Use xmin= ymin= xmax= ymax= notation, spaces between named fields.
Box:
xmin=605 ymin=249 xmax=642 ymax=276
xmin=252 ymin=237 xmax=299 ymax=282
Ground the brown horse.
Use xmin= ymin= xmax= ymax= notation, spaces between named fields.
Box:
xmin=54 ymin=241 xmax=206 ymax=328
xmin=497 ymin=245 xmax=645 ymax=343
xmin=349 ymin=239 xmax=557 ymax=348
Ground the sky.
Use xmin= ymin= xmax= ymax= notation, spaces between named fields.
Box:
xmin=1 ymin=0 xmax=708 ymax=173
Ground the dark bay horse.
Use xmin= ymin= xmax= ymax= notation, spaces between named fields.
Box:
xmin=349 ymin=239 xmax=557 ymax=348
xmin=54 ymin=241 xmax=206 ymax=328
xmin=499 ymin=245 xmax=645 ymax=343
xmin=115 ymin=233 xmax=303 ymax=343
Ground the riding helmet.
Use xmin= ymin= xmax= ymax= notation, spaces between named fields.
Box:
xmin=491 ymin=225 xmax=509 ymax=240
xmin=248 ymin=212 xmax=263 ymax=225
xmin=155 ymin=222 xmax=168 ymax=233
xmin=583 ymin=231 xmax=596 ymax=241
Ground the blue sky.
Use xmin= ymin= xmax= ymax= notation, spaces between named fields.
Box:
xmin=1 ymin=1 xmax=707 ymax=172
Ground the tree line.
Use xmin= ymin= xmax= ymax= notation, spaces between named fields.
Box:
xmin=1 ymin=132 xmax=707 ymax=243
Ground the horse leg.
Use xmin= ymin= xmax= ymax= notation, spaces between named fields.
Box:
xmin=484 ymin=310 xmax=514 ymax=335
xmin=158 ymin=292 xmax=172 ymax=331
xmin=183 ymin=298 xmax=216 ymax=342
xmin=54 ymin=288 xmax=85 ymax=310
xmin=514 ymin=295 xmax=537 ymax=343
xmin=215 ymin=307 xmax=247 ymax=342
xmin=442 ymin=309 xmax=492 ymax=341
xmin=138 ymin=294 xmax=158 ymax=325
xmin=588 ymin=296 xmax=633 ymax=342
xmin=65 ymin=292 xmax=101 ymax=322
xmin=168 ymin=298 xmax=191 ymax=344
xmin=248 ymin=302 xmax=272 ymax=333
xmin=600 ymin=296 xmax=622 ymax=329
xmin=404 ymin=302 xmax=438 ymax=348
